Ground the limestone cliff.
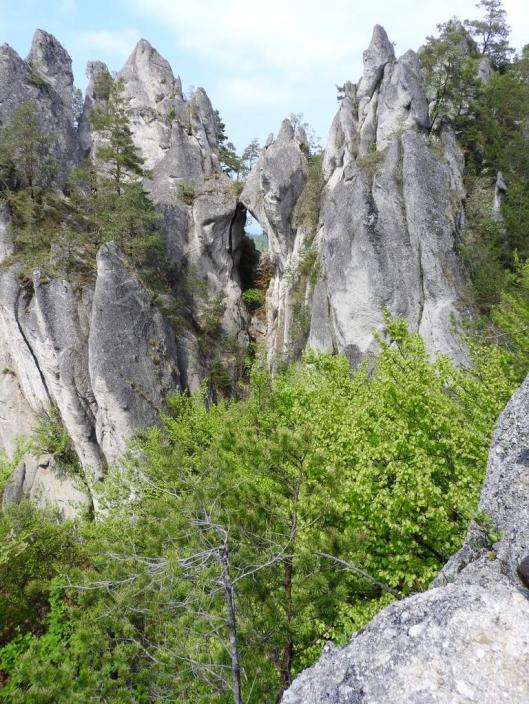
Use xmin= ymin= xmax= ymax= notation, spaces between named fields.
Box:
xmin=0 ymin=30 xmax=246 ymax=513
xmin=242 ymin=25 xmax=469 ymax=368
xmin=0 ymin=25 xmax=473 ymax=514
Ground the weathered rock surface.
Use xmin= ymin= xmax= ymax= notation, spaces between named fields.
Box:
xmin=282 ymin=375 xmax=529 ymax=704
xmin=2 ymin=454 xmax=88 ymax=519
xmin=241 ymin=118 xmax=309 ymax=363
xmin=245 ymin=25 xmax=469 ymax=368
xmin=0 ymin=25 xmax=474 ymax=512
xmin=0 ymin=31 xmax=248 ymax=512
xmin=0 ymin=29 xmax=79 ymax=183
xmin=0 ymin=246 xmax=185 ymax=487
xmin=89 ymin=242 xmax=181 ymax=464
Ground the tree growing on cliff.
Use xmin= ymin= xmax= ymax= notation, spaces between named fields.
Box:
xmin=214 ymin=109 xmax=242 ymax=177
xmin=465 ymin=0 xmax=514 ymax=69
xmin=0 ymin=101 xmax=55 ymax=192
xmin=91 ymin=78 xmax=146 ymax=195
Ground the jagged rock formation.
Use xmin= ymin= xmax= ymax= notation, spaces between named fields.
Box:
xmin=241 ymin=119 xmax=309 ymax=362
xmin=0 ymin=24 xmax=474 ymax=513
xmin=243 ymin=25 xmax=468 ymax=368
xmin=0 ymin=29 xmax=79 ymax=183
xmin=282 ymin=375 xmax=529 ymax=704
xmin=0 ymin=30 xmax=246 ymax=513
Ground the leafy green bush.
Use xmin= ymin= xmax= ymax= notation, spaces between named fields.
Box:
xmin=3 ymin=317 xmax=513 ymax=703
xmin=242 ymin=287 xmax=264 ymax=311
xmin=31 ymin=406 xmax=81 ymax=476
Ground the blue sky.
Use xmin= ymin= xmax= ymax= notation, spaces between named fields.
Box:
xmin=1 ymin=0 xmax=527 ymax=153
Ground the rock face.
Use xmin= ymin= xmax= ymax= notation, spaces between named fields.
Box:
xmin=0 ymin=29 xmax=79 ymax=184
xmin=282 ymin=375 xmax=529 ymax=704
xmin=2 ymin=454 xmax=87 ymax=520
xmin=0 ymin=25 xmax=474 ymax=511
xmin=241 ymin=119 xmax=309 ymax=363
xmin=244 ymin=25 xmax=468 ymax=368
xmin=0 ymin=31 xmax=247 ymax=512
xmin=89 ymin=243 xmax=181 ymax=464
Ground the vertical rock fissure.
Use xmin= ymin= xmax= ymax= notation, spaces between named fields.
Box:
xmin=13 ymin=285 xmax=52 ymax=404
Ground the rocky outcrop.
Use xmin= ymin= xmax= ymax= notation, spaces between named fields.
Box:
xmin=2 ymin=454 xmax=87 ymax=519
xmin=0 ymin=29 xmax=79 ymax=183
xmin=0 ymin=247 xmax=186 ymax=487
xmin=282 ymin=376 xmax=529 ymax=704
xmin=0 ymin=24 xmax=475 ymax=511
xmin=89 ymin=243 xmax=181 ymax=464
xmin=244 ymin=25 xmax=468 ymax=368
xmin=241 ymin=119 xmax=309 ymax=363
xmin=0 ymin=31 xmax=247 ymax=513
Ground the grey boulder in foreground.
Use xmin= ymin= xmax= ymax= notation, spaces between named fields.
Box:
xmin=282 ymin=375 xmax=529 ymax=704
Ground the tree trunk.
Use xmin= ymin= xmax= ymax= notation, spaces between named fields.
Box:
xmin=219 ymin=539 xmax=244 ymax=704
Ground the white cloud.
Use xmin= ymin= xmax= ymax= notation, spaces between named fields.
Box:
xmin=131 ymin=0 xmax=505 ymax=108
xmin=129 ymin=0 xmax=529 ymax=144
xmin=77 ymin=28 xmax=139 ymax=59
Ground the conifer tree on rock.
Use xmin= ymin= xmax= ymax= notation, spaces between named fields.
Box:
xmin=91 ymin=77 xmax=146 ymax=195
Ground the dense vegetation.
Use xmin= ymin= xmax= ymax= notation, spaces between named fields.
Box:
xmin=0 ymin=305 xmax=524 ymax=702
xmin=1 ymin=1 xmax=529 ymax=702
xmin=420 ymin=0 xmax=529 ymax=309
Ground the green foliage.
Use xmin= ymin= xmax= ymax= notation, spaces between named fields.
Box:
xmin=0 ymin=101 xmax=55 ymax=190
xmin=241 ymin=287 xmax=264 ymax=311
xmin=419 ymin=19 xmax=479 ymax=132
xmin=31 ymin=406 xmax=81 ymax=476
xmin=488 ymin=257 xmax=529 ymax=380
xmin=464 ymin=0 xmax=514 ymax=69
xmin=237 ymin=233 xmax=260 ymax=292
xmin=460 ymin=179 xmax=508 ymax=311
xmin=0 ymin=314 xmax=519 ymax=702
xmin=357 ymin=145 xmax=384 ymax=184
xmin=214 ymin=109 xmax=242 ymax=178
xmin=240 ymin=138 xmax=260 ymax=177
xmin=294 ymin=154 xmax=324 ymax=232
xmin=91 ymin=78 xmax=146 ymax=194
xmin=177 ymin=180 xmax=197 ymax=204
xmin=250 ymin=231 xmax=268 ymax=252
xmin=0 ymin=502 xmax=81 ymax=647
xmin=71 ymin=87 xmax=83 ymax=128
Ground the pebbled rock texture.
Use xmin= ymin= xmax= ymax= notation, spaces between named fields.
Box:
xmin=282 ymin=375 xmax=529 ymax=704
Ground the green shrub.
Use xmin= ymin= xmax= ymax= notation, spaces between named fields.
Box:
xmin=294 ymin=154 xmax=324 ymax=233
xmin=358 ymin=144 xmax=384 ymax=184
xmin=242 ymin=287 xmax=265 ymax=312
xmin=32 ymin=406 xmax=81 ymax=476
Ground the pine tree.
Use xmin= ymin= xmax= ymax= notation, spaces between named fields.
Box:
xmin=240 ymin=138 xmax=260 ymax=177
xmin=91 ymin=78 xmax=145 ymax=195
xmin=465 ymin=0 xmax=514 ymax=69
xmin=213 ymin=109 xmax=242 ymax=177
xmin=0 ymin=101 xmax=54 ymax=192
